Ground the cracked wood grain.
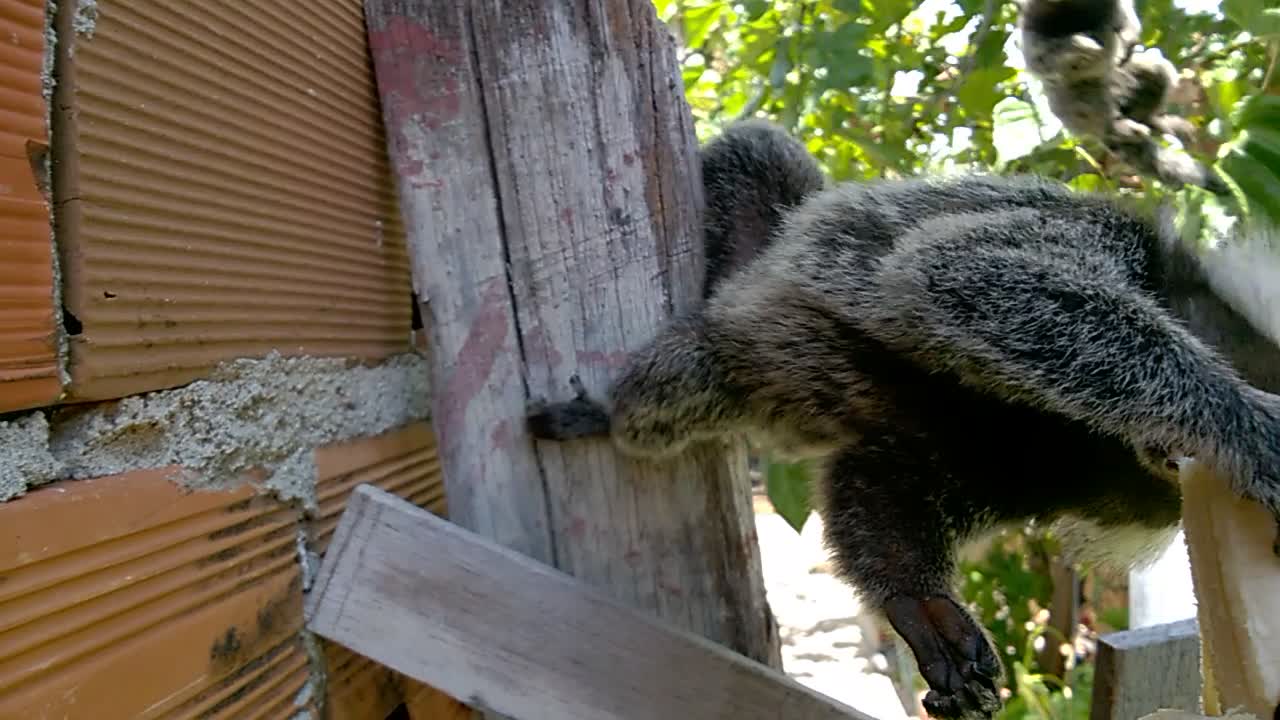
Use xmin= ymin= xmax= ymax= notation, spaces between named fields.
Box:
xmin=365 ymin=0 xmax=781 ymax=676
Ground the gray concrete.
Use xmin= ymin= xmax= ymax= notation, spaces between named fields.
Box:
xmin=0 ymin=413 xmax=63 ymax=502
xmin=0 ymin=351 xmax=431 ymax=507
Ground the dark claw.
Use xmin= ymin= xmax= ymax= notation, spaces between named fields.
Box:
xmin=569 ymin=373 xmax=589 ymax=400
xmin=886 ymin=595 xmax=1004 ymax=719
xmin=526 ymin=376 xmax=612 ymax=442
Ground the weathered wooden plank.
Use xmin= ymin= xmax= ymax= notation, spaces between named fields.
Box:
xmin=364 ymin=0 xmax=779 ymax=667
xmin=1037 ymin=558 xmax=1079 ymax=678
xmin=306 ymin=485 xmax=873 ymax=720
xmin=1178 ymin=462 xmax=1280 ymax=718
xmin=364 ymin=0 xmax=553 ymax=564
xmin=1090 ymin=618 xmax=1201 ymax=720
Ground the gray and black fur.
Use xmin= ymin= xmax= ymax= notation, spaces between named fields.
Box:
xmin=527 ymin=121 xmax=1280 ymax=719
xmin=1019 ymin=0 xmax=1228 ymax=194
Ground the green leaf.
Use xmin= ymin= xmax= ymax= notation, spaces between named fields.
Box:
xmin=811 ymin=26 xmax=875 ymax=90
xmin=863 ymin=0 xmax=915 ymax=34
xmin=737 ymin=0 xmax=771 ymax=21
xmin=1235 ymin=94 xmax=1280 ymax=131
xmin=1219 ymin=136 xmax=1280 ymax=224
xmin=1219 ymin=96 xmax=1280 ymax=224
xmin=973 ymin=28 xmax=1012 ymax=71
xmin=764 ymin=458 xmax=813 ymax=533
xmin=1068 ymin=173 xmax=1105 ymax=192
xmin=680 ymin=3 xmax=725 ymax=49
xmin=1205 ymin=76 xmax=1246 ymax=136
xmin=992 ymin=97 xmax=1046 ymax=165
xmin=957 ymin=66 xmax=1017 ymax=120
xmin=1223 ymin=0 xmax=1280 ymax=37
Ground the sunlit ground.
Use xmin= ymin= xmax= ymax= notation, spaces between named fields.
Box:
xmin=753 ymin=488 xmax=920 ymax=719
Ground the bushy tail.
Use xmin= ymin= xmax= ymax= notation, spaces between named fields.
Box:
xmin=699 ymin=120 xmax=827 ymax=299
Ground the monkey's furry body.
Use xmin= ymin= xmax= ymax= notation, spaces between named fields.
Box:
xmin=528 ymin=120 xmax=1280 ymax=718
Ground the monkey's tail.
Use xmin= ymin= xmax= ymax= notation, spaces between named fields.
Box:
xmin=699 ymin=119 xmax=827 ymax=299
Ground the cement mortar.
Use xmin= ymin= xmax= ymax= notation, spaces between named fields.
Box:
xmin=0 ymin=413 xmax=63 ymax=501
xmin=71 ymin=0 xmax=97 ymax=37
xmin=41 ymin=2 xmax=57 ymax=100
xmin=1 ymin=351 xmax=431 ymax=508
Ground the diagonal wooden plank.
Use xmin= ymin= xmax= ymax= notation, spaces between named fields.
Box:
xmin=305 ymin=484 xmax=875 ymax=720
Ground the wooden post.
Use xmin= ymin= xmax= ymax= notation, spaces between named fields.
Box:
xmin=1090 ymin=619 xmax=1201 ymax=720
xmin=364 ymin=0 xmax=780 ymax=675
xmin=1122 ymin=462 xmax=1280 ymax=720
xmin=1175 ymin=463 xmax=1280 ymax=718
xmin=1037 ymin=557 xmax=1079 ymax=679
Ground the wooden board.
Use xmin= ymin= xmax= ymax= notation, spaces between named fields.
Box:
xmin=1178 ymin=462 xmax=1280 ymax=718
xmin=364 ymin=0 xmax=778 ymax=667
xmin=306 ymin=485 xmax=873 ymax=720
xmin=1091 ymin=619 xmax=1201 ymax=720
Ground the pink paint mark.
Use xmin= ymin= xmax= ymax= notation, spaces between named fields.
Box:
xmin=575 ymin=350 xmax=630 ymax=370
xmin=433 ymin=277 xmax=511 ymax=455
xmin=410 ymin=176 xmax=445 ymax=191
xmin=400 ymin=158 xmax=425 ymax=178
xmin=368 ymin=16 xmax=465 ymax=184
xmin=567 ymin=516 xmax=588 ymax=541
xmin=522 ymin=321 xmax=564 ymax=369
xmin=658 ymin=578 xmax=685 ymax=598
xmin=490 ymin=418 xmax=513 ymax=451
xmin=560 ymin=207 xmax=574 ymax=224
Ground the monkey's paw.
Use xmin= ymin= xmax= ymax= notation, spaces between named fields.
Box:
xmin=1111 ymin=118 xmax=1152 ymax=141
xmin=1116 ymin=27 xmax=1140 ymax=57
xmin=1068 ymin=34 xmax=1103 ymax=52
xmin=885 ymin=595 xmax=1003 ymax=720
xmin=526 ymin=374 xmax=613 ymax=441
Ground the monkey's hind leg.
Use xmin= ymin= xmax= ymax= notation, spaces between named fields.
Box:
xmin=819 ymin=439 xmax=1003 ymax=720
xmin=527 ymin=314 xmax=746 ymax=460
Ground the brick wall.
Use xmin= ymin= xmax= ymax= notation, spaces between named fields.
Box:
xmin=0 ymin=0 xmax=61 ymax=413
xmin=0 ymin=2 xmax=467 ymax=718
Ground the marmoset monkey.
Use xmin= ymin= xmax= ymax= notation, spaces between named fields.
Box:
xmin=1019 ymin=0 xmax=1227 ymax=193
xmin=528 ymin=120 xmax=1280 ymax=718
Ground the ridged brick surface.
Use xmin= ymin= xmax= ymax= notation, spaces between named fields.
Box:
xmin=55 ymin=0 xmax=411 ymax=402
xmin=0 ymin=0 xmax=61 ymax=412
xmin=0 ymin=469 xmax=316 ymax=720
xmin=312 ymin=422 xmax=446 ymax=551
xmin=314 ymin=422 xmax=452 ymax=720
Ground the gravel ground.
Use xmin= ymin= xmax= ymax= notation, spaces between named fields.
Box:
xmin=755 ymin=501 xmax=920 ymax=720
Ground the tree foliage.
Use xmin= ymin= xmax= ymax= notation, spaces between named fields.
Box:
xmin=656 ymin=0 xmax=1277 ymax=713
xmin=658 ymin=0 xmax=1279 ymax=223
xmin=656 ymin=0 xmax=1279 ymax=538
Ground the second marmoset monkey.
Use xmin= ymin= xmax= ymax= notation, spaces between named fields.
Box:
xmin=1018 ymin=0 xmax=1227 ymax=193
xmin=528 ymin=120 xmax=1280 ymax=718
